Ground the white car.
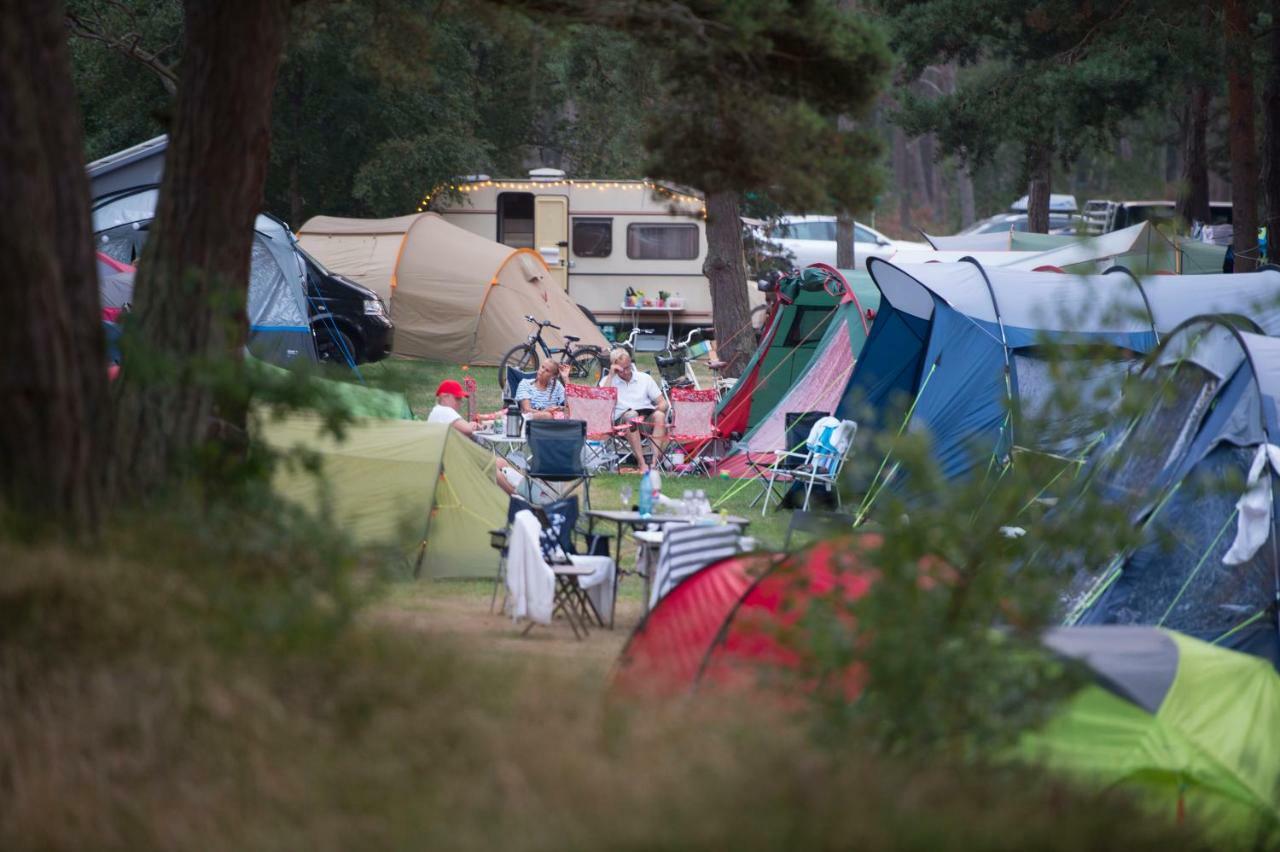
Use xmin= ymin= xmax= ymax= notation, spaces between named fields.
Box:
xmin=765 ymin=214 xmax=931 ymax=270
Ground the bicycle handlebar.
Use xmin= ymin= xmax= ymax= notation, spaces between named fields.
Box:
xmin=523 ymin=315 xmax=560 ymax=330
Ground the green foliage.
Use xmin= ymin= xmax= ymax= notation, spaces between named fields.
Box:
xmin=502 ymin=0 xmax=893 ymax=215
xmin=880 ymin=0 xmax=1205 ymax=205
xmin=0 ymin=526 xmax=1203 ymax=850
xmin=67 ymin=0 xmax=181 ymax=158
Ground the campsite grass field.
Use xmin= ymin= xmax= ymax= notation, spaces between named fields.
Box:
xmin=337 ymin=354 xmax=801 ymax=659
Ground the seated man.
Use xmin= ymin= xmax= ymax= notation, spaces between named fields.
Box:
xmin=599 ymin=348 xmax=667 ymax=474
xmin=514 ymin=360 xmax=567 ymax=419
xmin=428 ymin=379 xmax=522 ymax=496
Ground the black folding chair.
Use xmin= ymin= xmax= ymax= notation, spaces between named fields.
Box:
xmin=504 ymin=366 xmax=537 ymax=405
xmin=525 ymin=419 xmax=591 ymax=507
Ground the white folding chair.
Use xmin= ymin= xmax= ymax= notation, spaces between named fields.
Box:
xmin=759 ymin=418 xmax=858 ymax=515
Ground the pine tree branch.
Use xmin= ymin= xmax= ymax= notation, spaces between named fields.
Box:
xmin=65 ymin=9 xmax=179 ymax=95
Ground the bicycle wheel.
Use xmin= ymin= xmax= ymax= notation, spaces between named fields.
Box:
xmin=567 ymin=349 xmax=607 ymax=385
xmin=498 ymin=343 xmax=539 ymax=394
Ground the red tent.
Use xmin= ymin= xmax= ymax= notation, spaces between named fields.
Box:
xmin=614 ymin=535 xmax=882 ymax=698
xmin=612 ymin=553 xmax=770 ymax=697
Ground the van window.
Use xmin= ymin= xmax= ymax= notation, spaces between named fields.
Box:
xmin=627 ymin=223 xmax=699 ymax=260
xmin=572 ymin=217 xmax=612 ymax=258
xmin=497 ymin=192 xmax=535 ymax=248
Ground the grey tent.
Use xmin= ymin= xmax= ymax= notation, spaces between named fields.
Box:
xmin=90 ymin=187 xmax=316 ymax=364
xmin=1066 ymin=316 xmax=1280 ymax=666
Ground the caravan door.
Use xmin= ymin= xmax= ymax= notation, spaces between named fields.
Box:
xmin=534 ymin=195 xmax=569 ymax=290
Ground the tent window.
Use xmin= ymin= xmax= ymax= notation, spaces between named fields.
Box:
xmin=572 ymin=217 xmax=612 ymax=258
xmin=92 ymin=188 xmax=159 ymax=232
xmin=783 ymin=306 xmax=834 ymax=346
xmin=497 ymin=192 xmax=535 ymax=249
xmin=627 ymin=223 xmax=699 ymax=260
xmin=1014 ymin=352 xmax=1138 ymax=457
xmin=1100 ymin=364 xmax=1219 ymax=502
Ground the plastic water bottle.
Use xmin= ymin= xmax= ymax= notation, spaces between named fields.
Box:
xmin=682 ymin=489 xmax=694 ymax=518
xmin=639 ymin=471 xmax=653 ymax=518
xmin=695 ymin=489 xmax=708 ymax=520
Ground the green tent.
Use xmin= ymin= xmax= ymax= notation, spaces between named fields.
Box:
xmin=717 ymin=267 xmax=877 ymax=438
xmin=1020 ymin=627 xmax=1280 ymax=848
xmin=258 ymin=414 xmax=507 ymax=578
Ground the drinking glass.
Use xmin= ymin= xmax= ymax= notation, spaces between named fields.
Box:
xmin=619 ymin=484 xmax=633 ymax=510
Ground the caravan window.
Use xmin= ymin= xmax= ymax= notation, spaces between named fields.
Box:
xmin=497 ymin=192 xmax=535 ymax=249
xmin=572 ymin=218 xmax=612 ymax=258
xmin=626 ymin=223 xmax=699 ymax=260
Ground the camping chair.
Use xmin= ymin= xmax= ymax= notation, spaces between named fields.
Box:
xmin=491 ymin=494 xmax=616 ymax=624
xmin=564 ymin=383 xmax=630 ymax=472
xmin=755 ymin=417 xmax=858 ymax=515
xmin=504 ymin=366 xmax=537 ymax=404
xmin=666 ymin=387 xmax=723 ymax=475
xmin=782 ymin=509 xmax=855 ymax=551
xmin=745 ymin=411 xmax=829 ymax=511
xmin=525 ymin=418 xmax=592 ymax=507
xmin=648 ymin=522 xmax=743 ymax=609
xmin=502 ymin=508 xmax=606 ymax=640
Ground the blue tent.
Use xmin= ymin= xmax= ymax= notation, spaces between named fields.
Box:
xmin=841 ymin=259 xmax=1280 ymax=482
xmin=1065 ymin=317 xmax=1280 ymax=666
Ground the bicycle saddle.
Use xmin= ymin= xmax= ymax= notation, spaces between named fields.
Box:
xmin=563 ymin=335 xmax=580 ymax=343
xmin=707 ymin=359 xmax=729 ymax=370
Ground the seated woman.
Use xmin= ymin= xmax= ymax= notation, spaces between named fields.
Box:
xmin=515 ymin=360 xmax=568 ymax=419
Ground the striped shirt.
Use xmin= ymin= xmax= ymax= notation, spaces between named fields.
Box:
xmin=515 ymin=377 xmax=565 ymax=410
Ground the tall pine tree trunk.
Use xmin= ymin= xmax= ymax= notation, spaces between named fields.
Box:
xmin=1263 ymin=0 xmax=1280 ymax=247
xmin=836 ymin=213 xmax=855 ymax=268
xmin=0 ymin=0 xmax=107 ymax=534
xmin=703 ymin=190 xmax=753 ymax=376
xmin=111 ymin=0 xmax=291 ymax=498
xmin=1177 ymin=85 xmax=1212 ymax=227
xmin=1226 ymin=0 xmax=1259 ymax=273
xmin=1026 ymin=142 xmax=1052 ymax=234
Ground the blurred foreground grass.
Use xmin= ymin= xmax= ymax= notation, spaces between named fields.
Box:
xmin=0 ymin=523 xmax=1203 ymax=851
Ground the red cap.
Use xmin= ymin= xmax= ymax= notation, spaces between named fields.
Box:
xmin=436 ymin=379 xmax=467 ymax=398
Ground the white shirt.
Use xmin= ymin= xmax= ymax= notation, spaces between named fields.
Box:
xmin=427 ymin=404 xmax=462 ymax=425
xmin=601 ymin=369 xmax=661 ymax=418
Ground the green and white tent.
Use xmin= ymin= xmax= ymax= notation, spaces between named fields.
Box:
xmin=259 ymin=414 xmax=507 ymax=578
xmin=1020 ymin=626 xmax=1280 ymax=848
xmin=716 ymin=266 xmax=878 ymax=440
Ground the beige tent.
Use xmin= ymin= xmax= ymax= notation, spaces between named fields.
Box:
xmin=258 ymin=414 xmax=507 ymax=578
xmin=297 ymin=213 xmax=608 ymax=365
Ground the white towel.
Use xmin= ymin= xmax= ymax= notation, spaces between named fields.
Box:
xmin=505 ymin=511 xmax=555 ymax=624
xmin=1223 ymin=443 xmax=1280 ymax=565
xmin=571 ymin=555 xmax=616 ymax=625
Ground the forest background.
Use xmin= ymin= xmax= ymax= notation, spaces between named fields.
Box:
xmin=68 ymin=0 xmax=1232 ymax=241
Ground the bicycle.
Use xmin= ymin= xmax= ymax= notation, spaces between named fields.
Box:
xmin=653 ymin=327 xmax=732 ymax=399
xmin=498 ymin=315 xmax=610 ymax=391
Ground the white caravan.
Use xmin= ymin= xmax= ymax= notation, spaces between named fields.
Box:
xmin=427 ymin=169 xmax=726 ymax=328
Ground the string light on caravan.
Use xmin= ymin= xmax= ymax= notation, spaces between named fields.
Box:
xmin=416 ymin=176 xmax=705 ymax=211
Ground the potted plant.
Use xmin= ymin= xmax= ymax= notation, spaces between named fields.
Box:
xmin=658 ymin=289 xmax=670 ymax=307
